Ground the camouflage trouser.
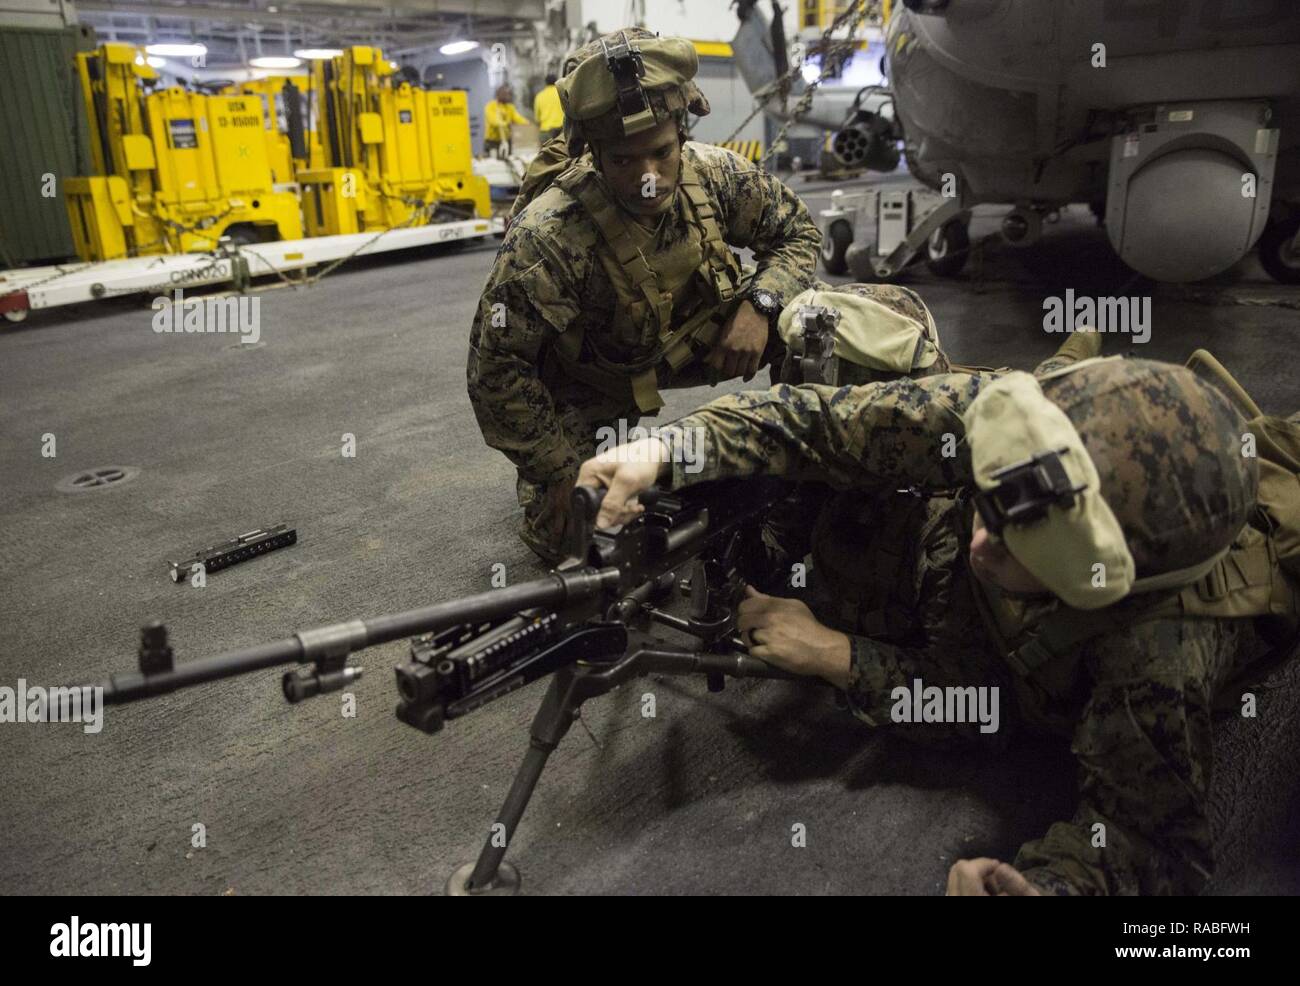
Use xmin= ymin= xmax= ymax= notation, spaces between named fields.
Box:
xmin=517 ymin=326 xmax=788 ymax=564
xmin=516 ymin=378 xmax=632 ymax=564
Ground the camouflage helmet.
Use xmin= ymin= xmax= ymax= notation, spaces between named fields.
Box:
xmin=556 ymin=28 xmax=709 ymax=152
xmin=776 ymin=282 xmax=950 ymax=387
xmin=1041 ymin=356 xmax=1257 ymax=583
xmin=965 ymin=355 xmax=1257 ymax=609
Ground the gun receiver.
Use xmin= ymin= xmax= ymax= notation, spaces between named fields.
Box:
xmin=393 ymin=478 xmax=785 ymax=733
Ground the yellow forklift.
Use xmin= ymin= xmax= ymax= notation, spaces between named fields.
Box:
xmin=65 ymin=42 xmax=303 ymax=261
xmin=298 ymin=46 xmax=490 ymax=236
xmin=225 ymin=76 xmax=299 ymax=185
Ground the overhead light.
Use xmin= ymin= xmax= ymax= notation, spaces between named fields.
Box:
xmin=146 ymin=42 xmax=207 ymax=58
xmin=293 ymin=48 xmax=343 ymax=60
xmin=439 ymin=40 xmax=479 ymax=55
xmin=146 ymin=56 xmax=168 ymax=69
xmin=250 ymin=56 xmax=302 ymax=69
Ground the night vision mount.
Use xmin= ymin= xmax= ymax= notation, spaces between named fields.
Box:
xmin=972 ymin=447 xmax=1087 ymax=536
xmin=791 ymin=304 xmax=840 ymax=386
xmin=602 ymin=31 xmax=656 ymax=135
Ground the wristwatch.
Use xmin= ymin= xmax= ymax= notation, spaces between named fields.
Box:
xmin=747 ymin=287 xmax=781 ymax=325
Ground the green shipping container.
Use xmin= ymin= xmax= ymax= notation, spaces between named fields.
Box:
xmin=0 ymin=23 xmax=95 ymax=266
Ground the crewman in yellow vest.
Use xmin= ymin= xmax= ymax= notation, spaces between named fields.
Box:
xmin=533 ymin=73 xmax=565 ymax=145
xmin=483 ymin=84 xmax=530 ymax=157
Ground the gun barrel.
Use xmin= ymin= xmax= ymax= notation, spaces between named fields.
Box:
xmin=364 ymin=568 xmax=617 ymax=643
xmin=96 ymin=567 xmax=620 ymax=705
xmin=101 ymin=636 xmax=303 ymax=704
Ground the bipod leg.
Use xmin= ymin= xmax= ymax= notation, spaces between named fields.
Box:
xmin=445 ymin=665 xmax=589 ymax=895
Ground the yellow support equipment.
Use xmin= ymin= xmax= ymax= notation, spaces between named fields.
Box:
xmin=300 ymin=45 xmax=489 ymax=236
xmin=226 ymin=77 xmax=300 ymax=185
xmin=65 ymin=42 xmax=302 ymax=261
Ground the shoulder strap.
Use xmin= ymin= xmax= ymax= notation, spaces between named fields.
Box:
xmin=1003 ymin=534 xmax=1296 ymax=680
xmin=678 ymin=156 xmax=740 ymax=303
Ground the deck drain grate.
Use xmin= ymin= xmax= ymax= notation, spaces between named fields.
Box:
xmin=56 ymin=466 xmax=141 ymax=494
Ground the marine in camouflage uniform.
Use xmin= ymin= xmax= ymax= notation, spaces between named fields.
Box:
xmin=466 ymin=29 xmax=820 ymax=562
xmin=590 ymin=286 xmax=1293 ymax=895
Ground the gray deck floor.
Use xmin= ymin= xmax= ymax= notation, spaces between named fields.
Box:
xmin=2 ymin=181 xmax=1298 ymax=895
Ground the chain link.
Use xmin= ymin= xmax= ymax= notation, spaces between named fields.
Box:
xmin=719 ymin=0 xmax=875 ymax=169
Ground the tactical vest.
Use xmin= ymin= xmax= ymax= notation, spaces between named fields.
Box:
xmin=545 ymin=155 xmax=744 ymax=414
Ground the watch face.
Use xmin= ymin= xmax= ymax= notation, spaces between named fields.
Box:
xmin=754 ymin=290 xmax=776 ymax=312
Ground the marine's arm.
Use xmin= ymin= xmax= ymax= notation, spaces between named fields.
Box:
xmin=1012 ymin=618 xmax=1241 ymax=895
xmin=466 ymin=223 xmax=584 ymax=484
xmin=661 ymin=373 xmax=987 ymax=492
xmin=696 ymin=144 xmax=821 ymax=304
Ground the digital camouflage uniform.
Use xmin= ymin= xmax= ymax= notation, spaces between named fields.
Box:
xmin=466 ymin=29 xmax=820 ymax=562
xmin=653 ymin=316 xmax=1289 ymax=895
xmin=467 ymin=140 xmax=819 ymax=560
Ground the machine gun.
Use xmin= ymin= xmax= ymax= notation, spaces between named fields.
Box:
xmin=86 ymin=477 xmax=799 ymax=894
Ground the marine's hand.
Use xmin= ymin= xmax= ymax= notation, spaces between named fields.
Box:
xmin=737 ymin=586 xmax=851 ymax=688
xmin=577 ymin=437 xmax=669 ymax=529
xmin=708 ymin=300 xmax=768 ymax=381
xmin=945 ymin=858 xmax=1042 ymax=896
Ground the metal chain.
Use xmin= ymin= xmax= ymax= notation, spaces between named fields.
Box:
xmin=6 ymin=263 xmax=92 ymax=294
xmin=9 ymin=203 xmax=239 ymax=299
xmin=719 ymin=0 xmax=874 ymax=168
xmin=288 ymin=196 xmax=447 ymax=287
xmin=761 ymin=0 xmax=874 ymax=169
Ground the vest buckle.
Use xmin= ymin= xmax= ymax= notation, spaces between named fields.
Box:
xmin=1007 ymin=636 xmax=1053 ymax=678
xmin=1196 ymin=562 xmax=1230 ymax=602
xmin=713 ymin=269 xmax=735 ymax=303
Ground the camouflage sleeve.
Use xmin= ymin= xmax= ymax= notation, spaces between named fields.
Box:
xmin=690 ymin=143 xmax=820 ymax=305
xmin=1012 ymin=617 xmax=1244 ymax=895
xmin=660 ymin=373 xmax=989 ymax=492
xmin=839 ymin=582 xmax=1004 ymax=744
xmin=466 ymin=223 xmax=584 ymax=484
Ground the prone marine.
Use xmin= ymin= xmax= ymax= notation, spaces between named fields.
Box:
xmin=577 ymin=284 xmax=1300 ymax=896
